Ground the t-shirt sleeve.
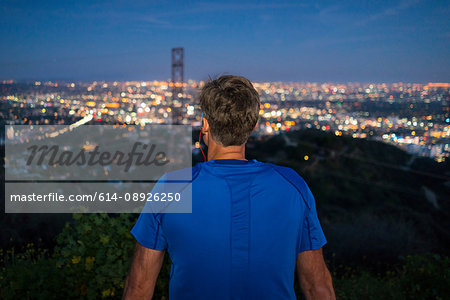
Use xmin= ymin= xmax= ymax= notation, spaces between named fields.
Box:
xmin=271 ymin=164 xmax=327 ymax=254
xmin=130 ymin=175 xmax=168 ymax=250
xmin=298 ymin=181 xmax=327 ymax=253
xmin=131 ymin=211 xmax=168 ymax=250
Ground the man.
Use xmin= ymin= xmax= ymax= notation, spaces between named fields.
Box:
xmin=123 ymin=75 xmax=335 ymax=299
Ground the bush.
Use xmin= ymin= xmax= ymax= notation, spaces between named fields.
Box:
xmin=395 ymin=254 xmax=450 ymax=300
xmin=334 ymin=254 xmax=450 ymax=300
xmin=0 ymin=213 xmax=172 ymax=299
xmin=334 ymin=270 xmax=402 ymax=300
xmin=1 ymin=245 xmax=59 ymax=299
xmin=52 ymin=213 xmax=136 ymax=298
xmin=2 ymin=214 xmax=448 ymax=299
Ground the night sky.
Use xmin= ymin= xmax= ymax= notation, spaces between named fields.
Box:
xmin=1 ymin=0 xmax=449 ymax=83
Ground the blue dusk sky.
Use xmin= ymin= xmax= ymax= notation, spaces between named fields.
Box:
xmin=0 ymin=0 xmax=449 ymax=83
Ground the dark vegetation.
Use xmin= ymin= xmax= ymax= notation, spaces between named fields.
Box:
xmin=246 ymin=129 xmax=450 ymax=271
xmin=1 ymin=129 xmax=449 ymax=299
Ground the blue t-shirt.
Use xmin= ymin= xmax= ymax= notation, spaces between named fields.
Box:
xmin=131 ymin=159 xmax=327 ymax=300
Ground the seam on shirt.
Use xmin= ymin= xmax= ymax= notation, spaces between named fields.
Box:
xmin=154 ymin=164 xmax=202 ymax=222
xmin=247 ymin=172 xmax=260 ymax=293
xmin=269 ymin=164 xmax=312 ymax=210
xmin=222 ymin=177 xmax=233 ymax=300
xmin=306 ymin=213 xmax=312 ymax=250
xmin=223 ymin=171 xmax=258 ymax=299
xmin=268 ymin=164 xmax=315 ymax=254
xmin=151 ymin=164 xmax=202 ymax=249
xmin=205 ymin=160 xmax=263 ymax=168
xmin=154 ymin=220 xmax=161 ymax=249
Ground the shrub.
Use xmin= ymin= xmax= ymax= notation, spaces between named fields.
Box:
xmin=2 ymin=214 xmax=448 ymax=299
xmin=334 ymin=254 xmax=450 ymax=300
xmin=52 ymin=213 xmax=136 ymax=298
xmin=395 ymin=254 xmax=450 ymax=300
xmin=334 ymin=270 xmax=402 ymax=300
xmin=1 ymin=213 xmax=172 ymax=299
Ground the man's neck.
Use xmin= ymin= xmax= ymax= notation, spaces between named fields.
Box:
xmin=207 ymin=144 xmax=246 ymax=161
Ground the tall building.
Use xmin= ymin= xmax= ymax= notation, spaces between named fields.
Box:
xmin=171 ymin=47 xmax=184 ymax=124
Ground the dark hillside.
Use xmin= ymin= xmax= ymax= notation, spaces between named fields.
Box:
xmin=244 ymin=129 xmax=450 ymax=270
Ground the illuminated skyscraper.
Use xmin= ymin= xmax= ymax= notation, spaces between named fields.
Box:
xmin=171 ymin=48 xmax=184 ymax=124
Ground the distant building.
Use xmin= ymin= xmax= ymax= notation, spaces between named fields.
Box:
xmin=171 ymin=47 xmax=184 ymax=124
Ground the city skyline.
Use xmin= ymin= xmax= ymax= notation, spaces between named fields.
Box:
xmin=1 ymin=0 xmax=449 ymax=83
xmin=2 ymin=79 xmax=448 ymax=162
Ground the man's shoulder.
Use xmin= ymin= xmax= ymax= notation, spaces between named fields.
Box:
xmin=159 ymin=164 xmax=202 ymax=182
xmin=263 ymin=163 xmax=314 ymax=209
xmin=264 ymin=163 xmax=306 ymax=189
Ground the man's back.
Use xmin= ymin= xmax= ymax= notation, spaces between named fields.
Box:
xmin=131 ymin=159 xmax=327 ymax=299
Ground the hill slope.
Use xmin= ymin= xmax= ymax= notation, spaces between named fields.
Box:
xmin=243 ymin=129 xmax=450 ymax=269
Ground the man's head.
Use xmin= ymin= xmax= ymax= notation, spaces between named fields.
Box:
xmin=199 ymin=75 xmax=260 ymax=146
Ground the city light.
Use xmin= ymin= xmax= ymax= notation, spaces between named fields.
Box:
xmin=1 ymin=80 xmax=449 ymax=161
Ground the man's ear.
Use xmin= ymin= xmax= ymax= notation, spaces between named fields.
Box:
xmin=251 ymin=121 xmax=258 ymax=134
xmin=202 ymin=117 xmax=210 ymax=133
